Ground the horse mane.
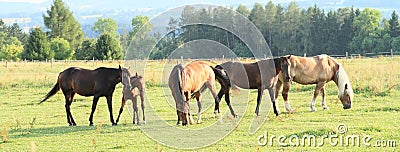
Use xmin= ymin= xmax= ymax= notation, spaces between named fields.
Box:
xmin=168 ymin=64 xmax=186 ymax=106
xmin=326 ymin=56 xmax=353 ymax=98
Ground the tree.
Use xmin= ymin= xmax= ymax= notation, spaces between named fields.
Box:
xmin=21 ymin=27 xmax=53 ymax=60
xmin=389 ymin=11 xmax=400 ymax=37
xmin=264 ymin=1 xmax=276 ymax=48
xmin=236 ymin=4 xmax=250 ymax=17
xmin=50 ymin=37 xmax=73 ymax=60
xmin=75 ymin=38 xmax=96 ymax=60
xmin=8 ymin=23 xmax=28 ymax=45
xmin=92 ymin=17 xmax=119 ymax=38
xmin=130 ymin=15 xmax=152 ymax=39
xmin=43 ymin=0 xmax=84 ymax=49
xmin=0 ymin=36 xmax=23 ymax=61
xmin=248 ymin=3 xmax=266 ymax=33
xmin=95 ymin=33 xmax=123 ymax=60
xmin=351 ymin=8 xmax=382 ymax=54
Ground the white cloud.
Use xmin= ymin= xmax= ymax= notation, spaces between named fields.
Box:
xmin=0 ymin=0 xmax=48 ymax=3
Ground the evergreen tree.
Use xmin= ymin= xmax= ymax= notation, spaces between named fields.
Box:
xmin=95 ymin=33 xmax=123 ymax=60
xmin=389 ymin=11 xmax=400 ymax=37
xmin=43 ymin=0 xmax=84 ymax=50
xmin=21 ymin=27 xmax=52 ymax=60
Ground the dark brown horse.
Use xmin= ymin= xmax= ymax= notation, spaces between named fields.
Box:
xmin=214 ymin=56 xmax=292 ymax=116
xmin=168 ymin=61 xmax=222 ymax=126
xmin=275 ymin=54 xmax=353 ymax=112
xmin=116 ymin=73 xmax=145 ymax=125
xmin=39 ymin=65 xmax=131 ymax=126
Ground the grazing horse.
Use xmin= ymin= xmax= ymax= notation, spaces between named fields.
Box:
xmin=116 ymin=73 xmax=146 ymax=125
xmin=168 ymin=61 xmax=222 ymax=126
xmin=274 ymin=54 xmax=354 ymax=112
xmin=39 ymin=65 xmax=131 ymax=126
xmin=214 ymin=56 xmax=292 ymax=116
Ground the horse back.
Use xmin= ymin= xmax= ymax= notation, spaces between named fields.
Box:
xmin=287 ymin=55 xmax=338 ymax=84
xmin=183 ymin=61 xmax=215 ymax=92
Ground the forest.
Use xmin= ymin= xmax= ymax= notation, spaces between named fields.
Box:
xmin=1 ymin=0 xmax=400 ymax=60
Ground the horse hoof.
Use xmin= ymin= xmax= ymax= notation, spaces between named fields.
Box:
xmin=112 ymin=123 xmax=117 ymax=126
xmin=89 ymin=123 xmax=94 ymax=126
xmin=142 ymin=121 xmax=146 ymax=124
xmin=323 ymin=107 xmax=329 ymax=110
xmin=310 ymin=108 xmax=316 ymax=112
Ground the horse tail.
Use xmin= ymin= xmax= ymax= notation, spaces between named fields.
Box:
xmin=39 ymin=82 xmax=60 ymax=104
xmin=212 ymin=65 xmax=230 ymax=87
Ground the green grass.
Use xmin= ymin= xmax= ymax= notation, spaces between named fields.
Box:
xmin=0 ymin=58 xmax=399 ymax=151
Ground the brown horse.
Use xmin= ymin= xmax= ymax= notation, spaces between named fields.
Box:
xmin=39 ymin=66 xmax=131 ymax=126
xmin=275 ymin=54 xmax=354 ymax=112
xmin=116 ymin=73 xmax=145 ymax=125
xmin=214 ymin=56 xmax=292 ymax=116
xmin=168 ymin=61 xmax=221 ymax=126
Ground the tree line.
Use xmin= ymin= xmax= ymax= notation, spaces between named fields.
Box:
xmin=1 ymin=0 xmax=400 ymax=61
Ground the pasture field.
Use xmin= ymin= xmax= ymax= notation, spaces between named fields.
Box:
xmin=0 ymin=57 xmax=399 ymax=151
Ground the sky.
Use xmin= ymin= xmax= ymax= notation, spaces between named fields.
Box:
xmin=1 ymin=0 xmax=399 ymax=15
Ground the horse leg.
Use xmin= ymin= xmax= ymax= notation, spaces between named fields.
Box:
xmin=274 ymin=80 xmax=282 ymax=113
xmin=116 ymin=95 xmax=126 ymax=124
xmin=321 ymin=87 xmax=329 ymax=110
xmin=140 ymin=92 xmax=146 ymax=124
xmin=106 ymin=95 xmax=117 ymax=126
xmin=205 ymin=81 xmax=220 ymax=118
xmin=176 ymin=110 xmax=180 ymax=125
xmin=184 ymin=91 xmax=194 ymax=125
xmin=194 ymin=92 xmax=202 ymax=124
xmin=89 ymin=96 xmax=100 ymax=126
xmin=69 ymin=93 xmax=76 ymax=126
xmin=282 ymin=82 xmax=293 ymax=112
xmin=224 ymin=88 xmax=237 ymax=118
xmin=310 ymin=83 xmax=324 ymax=112
xmin=268 ymin=88 xmax=279 ymax=116
xmin=64 ymin=94 xmax=73 ymax=126
xmin=215 ymin=88 xmax=224 ymax=116
xmin=255 ymin=88 xmax=263 ymax=116
xmin=133 ymin=95 xmax=139 ymax=125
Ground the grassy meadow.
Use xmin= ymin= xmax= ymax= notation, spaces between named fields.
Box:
xmin=0 ymin=57 xmax=399 ymax=151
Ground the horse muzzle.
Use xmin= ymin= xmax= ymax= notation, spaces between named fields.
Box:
xmin=343 ymin=104 xmax=351 ymax=109
xmin=284 ymin=76 xmax=291 ymax=82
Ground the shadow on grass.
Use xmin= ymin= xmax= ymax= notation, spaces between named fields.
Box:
xmin=8 ymin=124 xmax=140 ymax=139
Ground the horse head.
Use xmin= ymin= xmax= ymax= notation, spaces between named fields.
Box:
xmin=339 ymin=83 xmax=353 ymax=109
xmin=278 ymin=55 xmax=292 ymax=82
xmin=119 ymin=65 xmax=132 ymax=90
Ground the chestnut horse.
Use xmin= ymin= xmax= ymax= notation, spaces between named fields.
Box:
xmin=275 ymin=54 xmax=354 ymax=112
xmin=39 ymin=66 xmax=131 ymax=126
xmin=168 ymin=61 xmax=222 ymax=126
xmin=116 ymin=73 xmax=145 ymax=125
xmin=214 ymin=56 xmax=292 ymax=116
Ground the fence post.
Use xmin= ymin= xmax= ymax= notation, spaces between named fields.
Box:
xmin=391 ymin=49 xmax=393 ymax=57
xmin=6 ymin=61 xmax=8 ymax=69
xmin=92 ymin=57 xmax=95 ymax=68
xmin=345 ymin=52 xmax=348 ymax=59
xmin=180 ymin=56 xmax=183 ymax=64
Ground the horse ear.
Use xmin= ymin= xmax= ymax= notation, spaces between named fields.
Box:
xmin=345 ymin=83 xmax=348 ymax=90
xmin=287 ymin=55 xmax=291 ymax=59
xmin=119 ymin=65 xmax=122 ymax=71
xmin=135 ymin=72 xmax=138 ymax=77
